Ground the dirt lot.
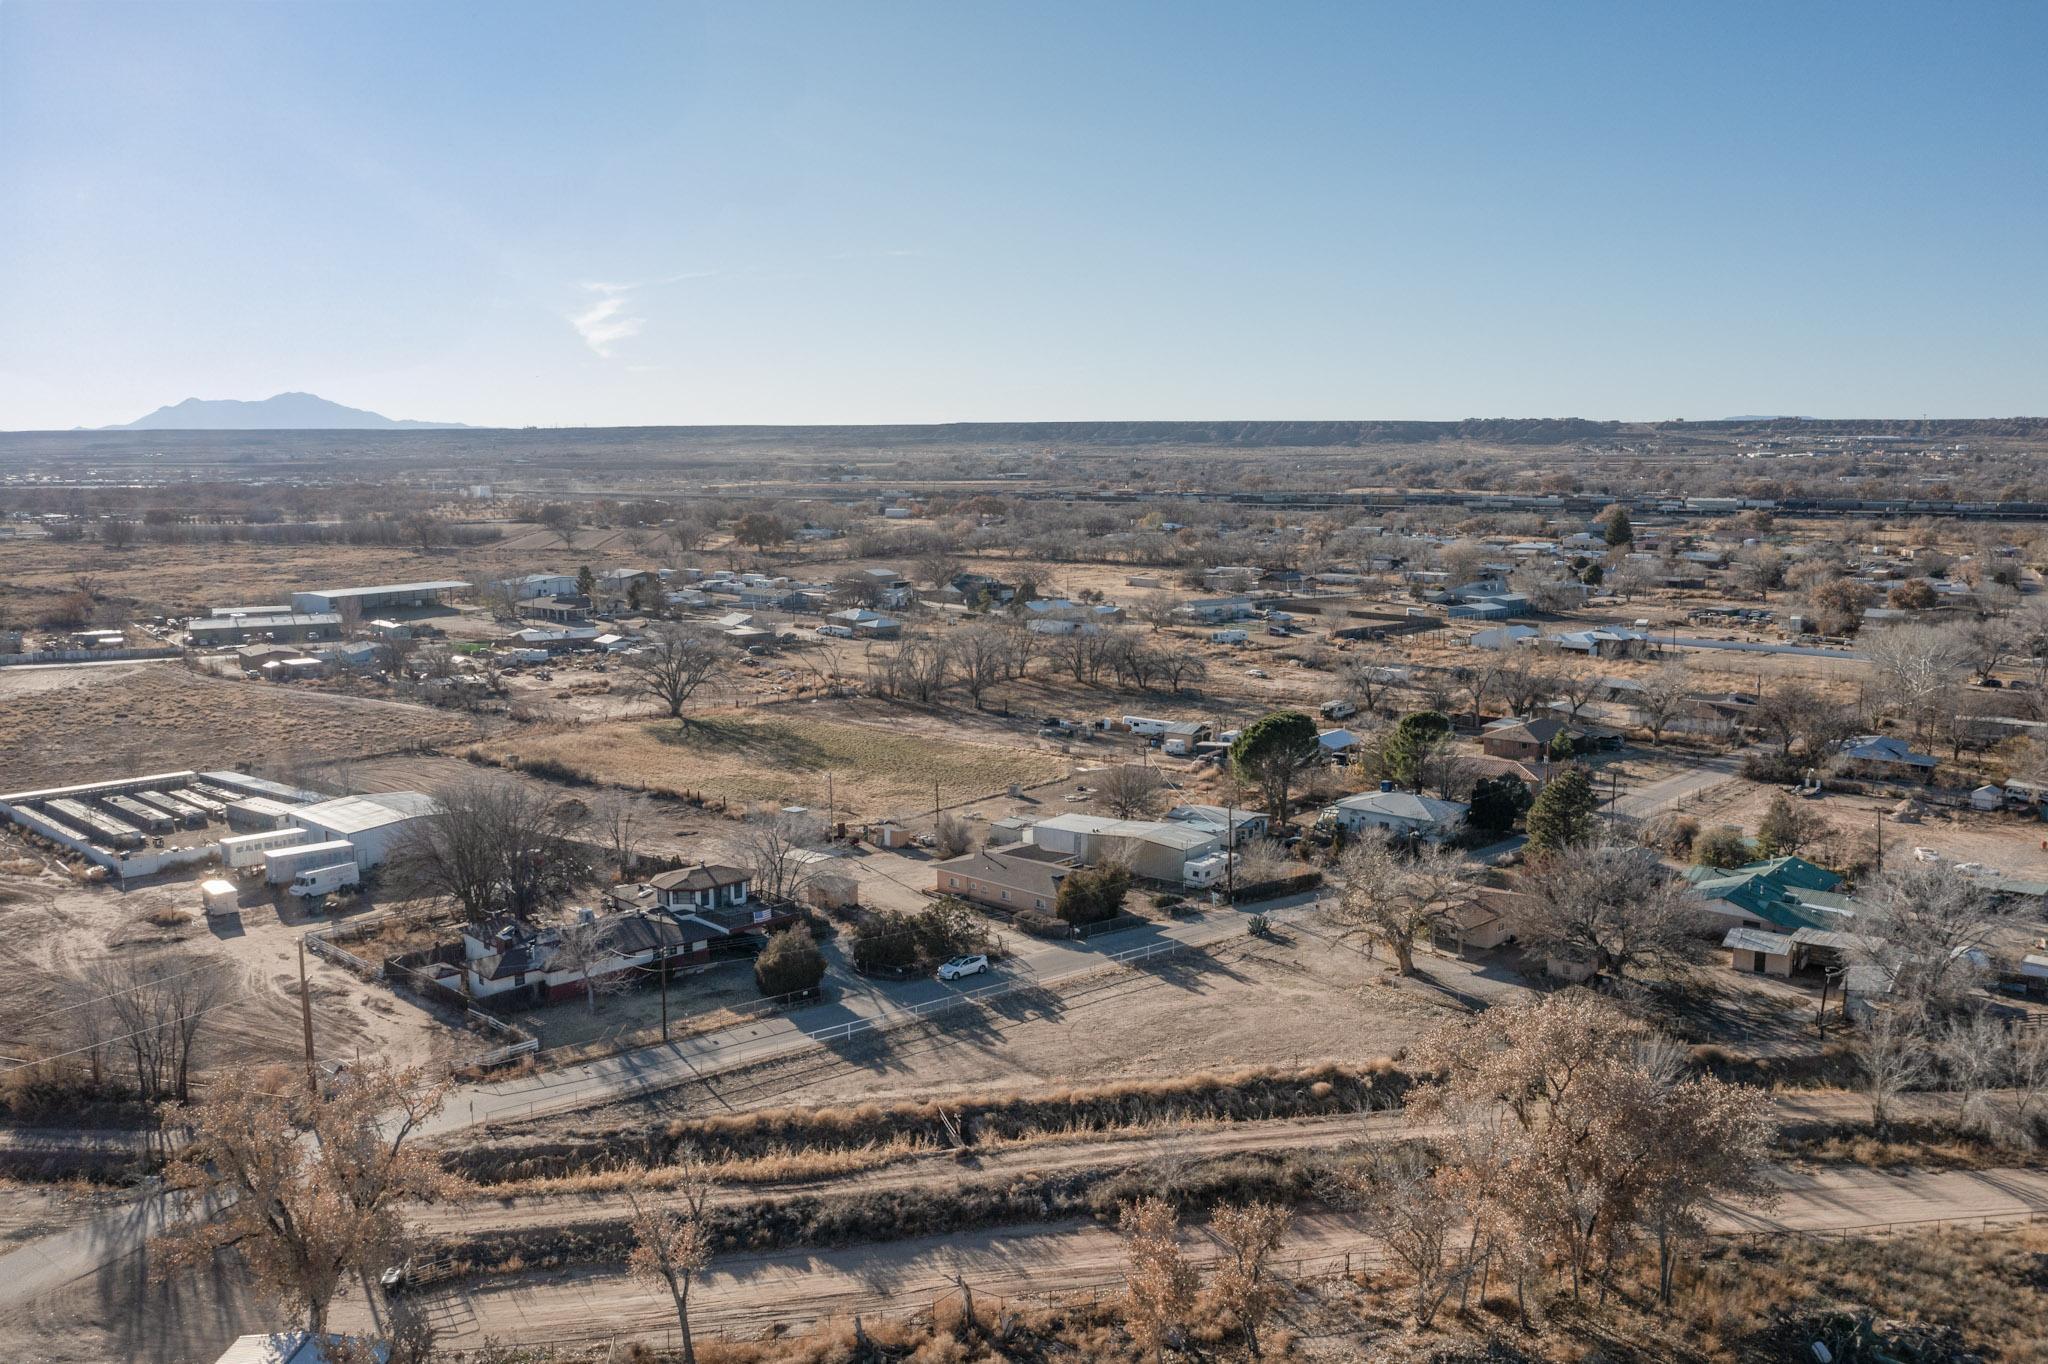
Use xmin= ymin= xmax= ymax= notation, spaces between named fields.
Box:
xmin=0 ymin=853 xmax=467 ymax=1077
xmin=0 ymin=664 xmax=493 ymax=792
xmin=547 ymin=919 xmax=1534 ymax=1125
xmin=474 ymin=699 xmax=1074 ymax=820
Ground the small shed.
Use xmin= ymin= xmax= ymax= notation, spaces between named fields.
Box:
xmin=869 ymin=819 xmax=912 ymax=849
xmin=1723 ymin=925 xmax=1797 ymax=977
xmin=1970 ymin=784 xmax=2005 ymax=812
xmin=200 ymin=879 xmax=239 ymax=916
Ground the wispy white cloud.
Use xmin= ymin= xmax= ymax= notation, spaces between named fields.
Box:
xmin=569 ymin=290 xmax=644 ymax=358
xmin=567 ymin=270 xmax=718 ymax=358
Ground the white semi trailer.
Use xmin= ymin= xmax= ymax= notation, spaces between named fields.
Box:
xmin=263 ymin=839 xmax=358 ymax=885
xmin=220 ymin=827 xmax=310 ymax=870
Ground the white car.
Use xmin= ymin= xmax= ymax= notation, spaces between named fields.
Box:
xmin=936 ymin=954 xmax=991 ymax=982
xmin=1913 ymin=847 xmax=1941 ymax=863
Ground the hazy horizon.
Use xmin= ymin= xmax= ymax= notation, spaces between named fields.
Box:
xmin=4 ymin=1 xmax=2044 ymax=431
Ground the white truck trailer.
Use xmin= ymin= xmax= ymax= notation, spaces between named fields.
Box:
xmin=288 ymin=862 xmax=360 ymax=899
xmin=220 ymin=827 xmax=311 ymax=870
xmin=200 ymin=879 xmax=240 ymax=916
xmin=263 ymin=839 xmax=358 ymax=885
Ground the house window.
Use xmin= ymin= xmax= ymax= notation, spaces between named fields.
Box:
xmin=948 ymin=876 xmax=960 ymax=888
xmin=1034 ymin=898 xmax=1045 ymax=910
xmin=1000 ymin=890 xmax=1010 ymax=901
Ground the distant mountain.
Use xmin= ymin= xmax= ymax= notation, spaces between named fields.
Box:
xmin=105 ymin=392 xmax=467 ymax=430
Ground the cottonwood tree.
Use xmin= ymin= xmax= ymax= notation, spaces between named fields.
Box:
xmin=1326 ymin=837 xmax=1477 ymax=975
xmin=392 ymin=779 xmax=593 ymax=924
xmin=590 ymin=788 xmax=653 ymax=880
xmin=85 ymin=955 xmax=230 ymax=1104
xmin=733 ymin=809 xmax=829 ymax=902
xmin=1858 ymin=1003 xmax=1934 ymax=1131
xmin=1864 ymin=621 xmax=1971 ymax=739
xmin=1328 ymin=1145 xmax=1466 ymax=1328
xmin=1093 ymin=764 xmax=1167 ymax=819
xmin=1156 ymin=649 xmax=1208 ymax=694
xmin=947 ymin=624 xmax=1009 ymax=709
xmin=624 ymin=625 xmax=723 ymax=722
xmin=1340 ymin=653 xmax=1402 ymax=716
xmin=1492 ymin=656 xmax=1556 ymax=718
xmin=1413 ymin=993 xmax=1775 ymax=1303
xmin=1516 ymin=841 xmax=1705 ymax=983
xmin=551 ymin=916 xmax=628 ymax=1015
xmin=1209 ymin=1200 xmax=1292 ymax=1356
xmin=153 ymin=1061 xmax=449 ymax=1337
xmin=1632 ymin=659 xmax=1693 ymax=744
xmin=627 ymin=1159 xmax=717 ymax=1364
xmin=1119 ymin=1197 xmax=1197 ymax=1364
xmin=537 ymin=502 xmax=579 ymax=549
xmin=1852 ymin=861 xmax=2021 ymax=1013
xmin=1550 ymin=659 xmax=1605 ymax=727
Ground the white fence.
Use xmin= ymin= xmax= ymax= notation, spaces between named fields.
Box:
xmin=0 ymin=646 xmax=181 ymax=667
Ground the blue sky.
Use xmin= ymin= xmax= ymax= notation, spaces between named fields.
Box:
xmin=2 ymin=1 xmax=2043 ymax=429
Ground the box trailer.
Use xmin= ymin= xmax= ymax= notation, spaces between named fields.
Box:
xmin=263 ymin=839 xmax=358 ymax=884
xmin=220 ymin=827 xmax=311 ymax=870
xmin=200 ymin=879 xmax=240 ymax=916
xmin=288 ymin=862 xmax=360 ymax=899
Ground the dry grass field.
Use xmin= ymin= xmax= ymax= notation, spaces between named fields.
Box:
xmin=0 ymin=664 xmax=492 ymax=791
xmin=476 ymin=704 xmax=1072 ymax=818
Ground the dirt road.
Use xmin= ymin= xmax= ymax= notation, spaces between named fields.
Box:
xmin=344 ymin=1163 xmax=2048 ymax=1351
xmin=416 ymin=1089 xmax=1899 ymax=1240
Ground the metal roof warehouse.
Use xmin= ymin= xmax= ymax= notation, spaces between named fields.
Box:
xmin=288 ymin=581 xmax=469 ymax=614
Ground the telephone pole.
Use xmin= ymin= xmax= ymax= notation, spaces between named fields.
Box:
xmin=297 ymin=939 xmax=317 ymax=1092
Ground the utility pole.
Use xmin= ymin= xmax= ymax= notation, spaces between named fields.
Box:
xmin=1225 ymin=792 xmax=1236 ymax=901
xmin=659 ymin=946 xmax=670 ymax=1042
xmin=297 ymin=939 xmax=317 ymax=1093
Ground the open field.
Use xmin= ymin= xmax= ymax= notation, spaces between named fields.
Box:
xmin=474 ymin=701 xmax=1074 ymax=819
xmin=0 ymin=855 xmax=468 ymax=1080
xmin=0 ymin=664 xmax=493 ymax=792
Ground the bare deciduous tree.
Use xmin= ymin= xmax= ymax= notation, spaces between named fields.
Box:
xmin=86 ymin=955 xmax=231 ymax=1103
xmin=589 ymin=788 xmax=653 ymax=881
xmin=1209 ymin=1200 xmax=1292 ymax=1355
xmin=1094 ymin=764 xmax=1167 ymax=819
xmin=153 ymin=1061 xmax=450 ymax=1336
xmin=1119 ymin=1197 xmax=1197 ymax=1364
xmin=1325 ymin=837 xmax=1477 ymax=975
xmin=1631 ymin=658 xmax=1693 ymax=744
xmin=627 ymin=1158 xmax=717 ymax=1364
xmin=391 ymin=780 xmax=593 ymax=924
xmin=623 ymin=625 xmax=723 ymax=722
xmin=732 ymin=809 xmax=828 ymax=902
xmin=1853 ymin=862 xmax=2021 ymax=1013
xmin=1516 ymin=841 xmax=1706 ymax=983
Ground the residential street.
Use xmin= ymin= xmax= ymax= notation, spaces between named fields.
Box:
xmin=417 ymin=888 xmax=1325 ymax=1136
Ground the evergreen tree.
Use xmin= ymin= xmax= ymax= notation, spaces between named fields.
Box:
xmin=1467 ymin=774 xmax=1532 ymax=837
xmin=1601 ymin=506 xmax=1634 ymax=547
xmin=1525 ymin=766 xmax=1600 ymax=851
xmin=1381 ymin=710 xmax=1453 ymax=791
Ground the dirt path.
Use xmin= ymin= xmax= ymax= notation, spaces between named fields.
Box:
xmin=419 ymin=1089 xmax=1900 ymax=1239
xmin=342 ymin=1163 xmax=2048 ymax=1351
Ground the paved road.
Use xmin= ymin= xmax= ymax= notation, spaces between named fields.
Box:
xmin=1658 ymin=635 xmax=1864 ymax=661
xmin=349 ymin=1162 xmax=2048 ymax=1349
xmin=422 ymin=889 xmax=1323 ymax=1135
